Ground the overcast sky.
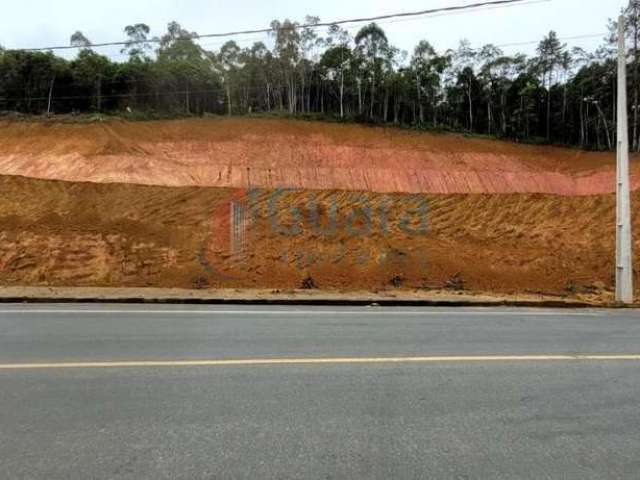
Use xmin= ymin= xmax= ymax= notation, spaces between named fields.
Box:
xmin=0 ymin=0 xmax=630 ymax=60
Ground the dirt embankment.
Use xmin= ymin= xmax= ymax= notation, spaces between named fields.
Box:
xmin=0 ymin=175 xmax=637 ymax=300
xmin=0 ymin=118 xmax=638 ymax=195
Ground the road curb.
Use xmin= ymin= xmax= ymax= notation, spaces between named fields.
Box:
xmin=0 ymin=296 xmax=627 ymax=309
xmin=0 ymin=287 xmax=634 ymax=308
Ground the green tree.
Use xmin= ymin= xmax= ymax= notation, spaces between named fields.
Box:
xmin=478 ymin=44 xmax=504 ymax=134
xmin=157 ymin=22 xmax=210 ymax=114
xmin=121 ymin=24 xmax=152 ymax=61
xmin=218 ymin=41 xmax=241 ymax=115
xmin=71 ymin=49 xmax=111 ymax=112
xmin=411 ymin=41 xmax=448 ymax=125
xmin=270 ymin=19 xmax=301 ymax=113
xmin=70 ymin=31 xmax=91 ymax=49
xmin=321 ymin=44 xmax=353 ymax=118
xmin=536 ymin=31 xmax=566 ymax=141
xmin=355 ymin=23 xmax=388 ymax=120
xmin=451 ymin=40 xmax=477 ymax=131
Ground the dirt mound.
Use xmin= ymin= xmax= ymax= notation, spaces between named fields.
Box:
xmin=0 ymin=175 xmax=637 ymax=300
xmin=1 ymin=118 xmax=637 ymax=195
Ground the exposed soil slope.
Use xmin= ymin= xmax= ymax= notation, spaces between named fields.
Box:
xmin=1 ymin=118 xmax=637 ymax=195
xmin=0 ymin=175 xmax=637 ymax=300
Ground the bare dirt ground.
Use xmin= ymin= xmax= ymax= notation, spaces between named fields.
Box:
xmin=1 ymin=117 xmax=638 ymax=302
xmin=1 ymin=117 xmax=638 ymax=195
xmin=0 ymin=175 xmax=637 ymax=301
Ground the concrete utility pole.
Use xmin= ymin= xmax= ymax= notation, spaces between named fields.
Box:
xmin=616 ymin=15 xmax=634 ymax=304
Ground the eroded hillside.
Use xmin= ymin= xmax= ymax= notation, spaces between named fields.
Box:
xmin=1 ymin=118 xmax=637 ymax=195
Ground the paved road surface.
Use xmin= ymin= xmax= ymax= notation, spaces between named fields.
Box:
xmin=0 ymin=305 xmax=639 ymax=479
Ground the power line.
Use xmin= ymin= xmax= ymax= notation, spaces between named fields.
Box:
xmin=495 ymin=33 xmax=606 ymax=49
xmin=340 ymin=0 xmax=548 ymax=32
xmin=125 ymin=1 xmax=550 ymax=55
xmin=10 ymin=0 xmax=543 ymax=52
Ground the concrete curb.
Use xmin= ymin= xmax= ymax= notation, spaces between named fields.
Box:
xmin=0 ymin=296 xmax=603 ymax=308
xmin=0 ymin=287 xmax=633 ymax=308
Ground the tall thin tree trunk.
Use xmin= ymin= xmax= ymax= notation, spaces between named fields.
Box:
xmin=265 ymin=82 xmax=271 ymax=112
xmin=383 ymin=88 xmax=389 ymax=122
xmin=520 ymin=95 xmax=527 ymax=138
xmin=288 ymin=77 xmax=296 ymax=114
xmin=300 ymin=70 xmax=305 ymax=113
xmin=394 ymin=96 xmax=400 ymax=124
xmin=433 ymin=101 xmax=437 ymax=127
xmin=307 ymin=74 xmax=312 ymax=113
xmin=467 ymin=81 xmax=473 ymax=131
xmin=594 ymin=102 xmax=612 ymax=150
xmin=416 ymin=72 xmax=424 ymax=123
xmin=562 ymin=83 xmax=568 ymax=142
xmin=370 ymin=72 xmax=376 ymax=120
xmin=96 ymin=74 xmax=102 ymax=112
xmin=185 ymin=81 xmax=190 ymax=115
xmin=585 ymin=102 xmax=590 ymax=147
xmin=340 ymin=67 xmax=345 ymax=119
xmin=579 ymin=88 xmax=585 ymax=147
xmin=47 ymin=76 xmax=55 ymax=115
xmin=501 ymin=91 xmax=507 ymax=135
xmin=546 ymin=72 xmax=551 ymax=142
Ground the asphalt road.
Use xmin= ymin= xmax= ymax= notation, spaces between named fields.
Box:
xmin=0 ymin=305 xmax=639 ymax=479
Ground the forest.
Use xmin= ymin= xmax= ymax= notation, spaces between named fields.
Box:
xmin=1 ymin=1 xmax=640 ymax=151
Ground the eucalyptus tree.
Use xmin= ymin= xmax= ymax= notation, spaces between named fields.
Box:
xmin=477 ymin=44 xmax=503 ymax=134
xmin=452 ymin=40 xmax=477 ymax=130
xmin=321 ymin=24 xmax=352 ymax=118
xmin=380 ymin=45 xmax=403 ymax=122
xmin=245 ymin=42 xmax=273 ymax=112
xmin=536 ymin=31 xmax=566 ymax=141
xmin=320 ymin=44 xmax=353 ymax=118
xmin=412 ymin=41 xmax=450 ymax=126
xmin=270 ymin=19 xmax=301 ymax=113
xmin=299 ymin=16 xmax=323 ymax=113
xmin=355 ymin=23 xmax=388 ymax=119
xmin=487 ymin=54 xmax=525 ymax=136
xmin=70 ymin=31 xmax=91 ymax=49
xmin=218 ymin=41 xmax=241 ymax=115
xmin=511 ymin=70 xmax=541 ymax=140
xmin=122 ymin=24 xmax=153 ymax=61
xmin=44 ymin=54 xmax=68 ymax=114
xmin=156 ymin=22 xmax=209 ymax=113
xmin=69 ymin=31 xmax=111 ymax=113
xmin=411 ymin=41 xmax=435 ymax=123
xmin=117 ymin=24 xmax=153 ymax=110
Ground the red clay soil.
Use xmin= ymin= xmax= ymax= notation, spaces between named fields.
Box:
xmin=0 ymin=175 xmax=637 ymax=300
xmin=0 ymin=117 xmax=638 ymax=195
xmin=1 ymin=118 xmax=638 ymax=301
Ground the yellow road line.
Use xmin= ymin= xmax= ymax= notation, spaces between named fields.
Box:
xmin=1 ymin=355 xmax=640 ymax=370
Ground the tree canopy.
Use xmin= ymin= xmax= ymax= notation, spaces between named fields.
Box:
xmin=1 ymin=4 xmax=640 ymax=151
